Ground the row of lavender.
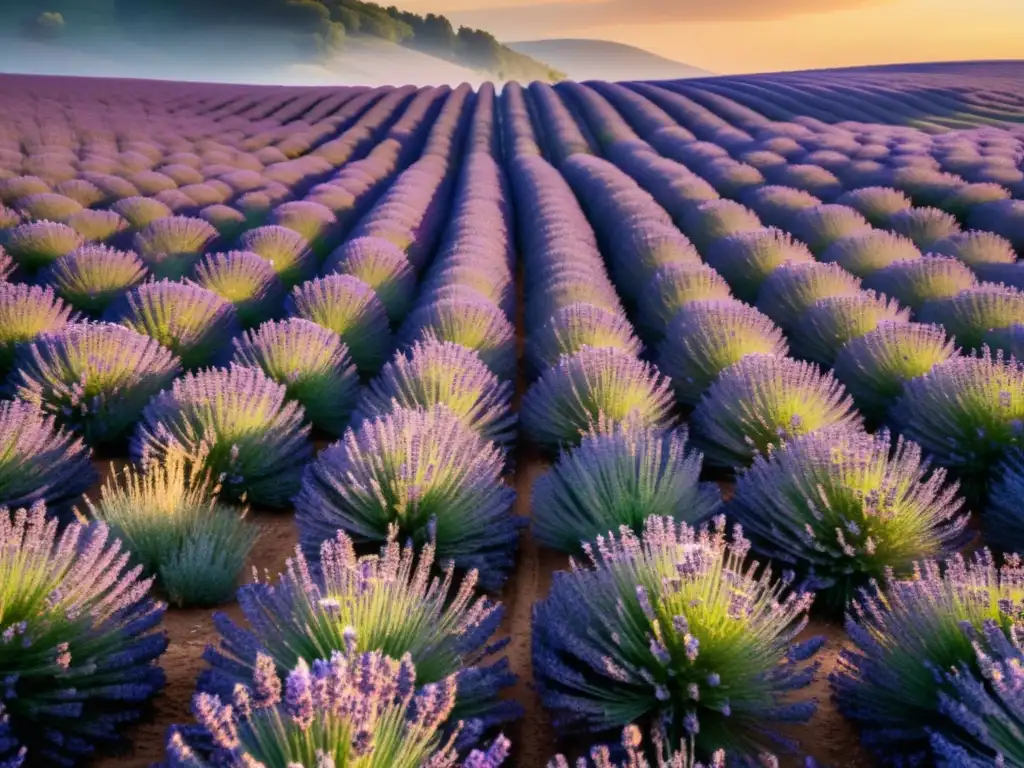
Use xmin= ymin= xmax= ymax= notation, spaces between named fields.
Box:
xmin=512 ymin=79 xmax=1024 ymax=767
xmin=1 ymin=70 xmax=1024 ymax=768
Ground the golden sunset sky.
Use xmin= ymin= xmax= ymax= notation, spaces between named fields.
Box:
xmin=397 ymin=0 xmax=1024 ymax=74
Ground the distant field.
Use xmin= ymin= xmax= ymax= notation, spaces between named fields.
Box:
xmin=1 ymin=63 xmax=1024 ymax=768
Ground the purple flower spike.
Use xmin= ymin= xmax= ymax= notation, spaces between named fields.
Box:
xmin=821 ymin=231 xmax=922 ymax=279
xmin=295 ymin=404 xmax=521 ymax=590
xmin=132 ymin=364 xmax=312 ymax=506
xmin=11 ymin=322 xmax=181 ymax=445
xmin=862 ymin=255 xmax=978 ymax=313
xmin=836 ymin=186 xmax=912 ymax=227
xmin=548 ymin=724 xmax=737 ymax=768
xmin=932 ymin=230 xmax=1017 ymax=268
xmin=890 ymin=349 xmax=1024 ymax=489
xmin=533 ymin=516 xmax=819 ymax=759
xmin=286 ymin=274 xmax=392 ymax=377
xmin=528 ymin=303 xmax=643 ymax=376
xmin=638 ymin=264 xmax=734 ymax=338
xmin=691 ymin=354 xmax=863 ymax=468
xmin=788 ymin=204 xmax=872 ymax=255
xmin=919 ymin=284 xmax=1024 ymax=351
xmin=172 ymin=641 xmax=490 ymax=768
xmin=755 ymin=261 xmax=863 ymax=331
xmin=323 ymin=236 xmax=416 ymax=325
xmin=5 ymin=220 xmax=83 ymax=270
xmin=704 ymin=228 xmax=814 ymax=303
xmin=731 ymin=426 xmax=967 ymax=611
xmin=833 ymin=321 xmax=957 ymax=421
xmin=533 ymin=417 xmax=721 ymax=552
xmin=0 ymin=502 xmax=167 ymax=766
xmin=521 ymin=347 xmax=675 ymax=453
xmin=0 ymin=399 xmax=96 ymax=517
xmin=0 ymin=281 xmax=75 ymax=377
xmin=191 ymin=250 xmax=285 ymax=329
xmin=105 ymin=280 xmax=240 ymax=369
xmin=355 ymin=336 xmax=515 ymax=448
xmin=658 ymin=300 xmax=790 ymax=405
xmin=42 ymin=245 xmax=148 ymax=315
xmin=831 ymin=551 xmax=1024 ymax=764
xmin=133 ymin=216 xmax=218 ymax=280
xmin=200 ymin=527 xmax=518 ymax=738
xmin=400 ymin=295 xmax=516 ymax=382
xmin=791 ymin=290 xmax=911 ymax=366
xmin=232 ymin=318 xmax=359 ymax=437
xmin=239 ymin=225 xmax=315 ymax=288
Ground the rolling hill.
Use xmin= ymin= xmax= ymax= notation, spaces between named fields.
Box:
xmin=507 ymin=39 xmax=711 ymax=82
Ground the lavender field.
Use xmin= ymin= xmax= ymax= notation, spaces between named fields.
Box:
xmin=2 ymin=62 xmax=1024 ymax=768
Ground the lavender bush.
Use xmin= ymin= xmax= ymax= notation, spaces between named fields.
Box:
xmin=190 ymin=250 xmax=285 ymax=329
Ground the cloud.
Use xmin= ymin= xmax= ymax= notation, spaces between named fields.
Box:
xmin=446 ymin=0 xmax=895 ymax=38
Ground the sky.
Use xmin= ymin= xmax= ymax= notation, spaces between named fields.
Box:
xmin=397 ymin=0 xmax=1024 ymax=74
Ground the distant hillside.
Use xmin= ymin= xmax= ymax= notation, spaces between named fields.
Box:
xmin=508 ymin=39 xmax=711 ymax=82
xmin=0 ymin=35 xmax=487 ymax=86
xmin=0 ymin=0 xmax=562 ymax=83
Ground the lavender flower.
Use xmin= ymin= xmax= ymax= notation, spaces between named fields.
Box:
xmin=133 ymin=216 xmax=218 ymax=279
xmin=0 ymin=246 xmax=12 ymax=282
xmin=932 ymin=230 xmax=1018 ymax=268
xmin=637 ymin=264 xmax=734 ymax=337
xmin=836 ymin=187 xmax=913 ymax=227
xmin=0 ymin=175 xmax=50 ymax=204
xmin=82 ymin=448 xmax=256 ymax=608
xmin=132 ymin=365 xmax=312 ymax=506
xmin=741 ymin=184 xmax=822 ymax=229
xmin=529 ymin=304 xmax=643 ymax=375
xmin=533 ymin=516 xmax=820 ymax=758
xmin=112 ymin=196 xmax=173 ymax=230
xmin=0 ymin=281 xmax=74 ymax=377
xmin=201 ymin=528 xmax=519 ymax=734
xmin=691 ymin=354 xmax=863 ymax=468
xmin=286 ymin=274 xmax=392 ymax=377
xmin=5 ymin=220 xmax=83 ymax=270
xmin=940 ymin=182 xmax=1011 ymax=220
xmin=788 ymin=204 xmax=873 ymax=255
xmin=400 ymin=296 xmax=516 ymax=382
xmin=548 ymin=724 xmax=736 ymax=768
xmin=658 ymin=300 xmax=790 ymax=405
xmin=755 ymin=261 xmax=863 ymax=331
xmin=239 ymin=226 xmax=315 ymax=287
xmin=0 ymin=399 xmax=96 ymax=517
xmin=11 ymin=322 xmax=182 ymax=445
xmin=170 ymin=645 xmax=501 ymax=768
xmin=833 ymin=322 xmax=957 ymax=421
xmin=862 ymin=255 xmax=979 ymax=313
xmin=791 ymin=291 xmax=911 ymax=366
xmin=65 ymin=209 xmax=127 ymax=243
xmin=821 ymin=231 xmax=922 ymax=278
xmin=105 ymin=280 xmax=240 ymax=369
xmin=890 ymin=349 xmax=1024 ymax=492
xmin=295 ymin=404 xmax=520 ymax=590
xmin=919 ymin=284 xmax=1024 ymax=351
xmin=680 ymin=200 xmax=762 ymax=250
xmin=14 ymin=192 xmax=83 ymax=222
xmin=0 ymin=502 xmax=167 ymax=766
xmin=521 ymin=347 xmax=675 ymax=453
xmin=324 ymin=236 xmax=416 ymax=325
xmin=232 ymin=318 xmax=359 ymax=437
xmin=731 ymin=427 xmax=967 ymax=610
xmin=354 ymin=337 xmax=515 ymax=448
xmin=268 ymin=200 xmax=338 ymax=249
xmin=888 ymin=207 xmax=963 ymax=250
xmin=704 ymin=228 xmax=814 ymax=302
xmin=533 ymin=417 xmax=721 ymax=552
xmin=831 ymin=551 xmax=1024 ymax=763
xmin=42 ymin=245 xmax=148 ymax=315
xmin=198 ymin=204 xmax=246 ymax=240
xmin=190 ymin=250 xmax=284 ymax=329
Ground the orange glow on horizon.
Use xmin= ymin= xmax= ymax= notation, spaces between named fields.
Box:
xmin=400 ymin=0 xmax=1024 ymax=74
